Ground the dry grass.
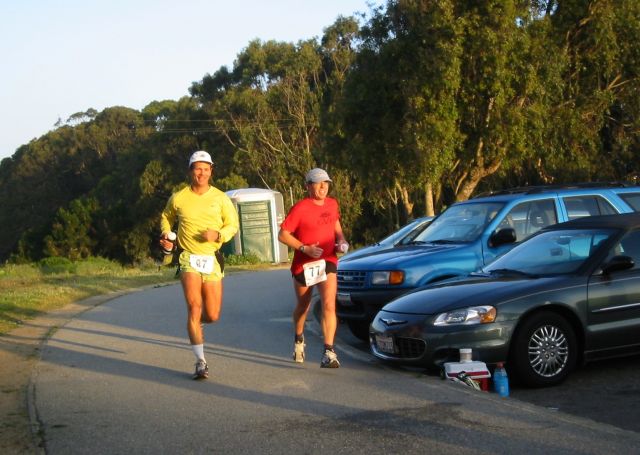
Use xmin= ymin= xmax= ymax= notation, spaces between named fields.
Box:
xmin=0 ymin=260 xmax=176 ymax=335
xmin=0 ymin=256 xmax=285 ymax=336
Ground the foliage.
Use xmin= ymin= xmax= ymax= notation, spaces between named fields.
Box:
xmin=223 ymin=252 xmax=263 ymax=266
xmin=0 ymin=257 xmax=175 ymax=335
xmin=37 ymin=256 xmax=77 ymax=274
xmin=44 ymin=197 xmax=98 ymax=260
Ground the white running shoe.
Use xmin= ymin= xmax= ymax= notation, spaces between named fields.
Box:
xmin=320 ymin=349 xmax=340 ymax=368
xmin=293 ymin=341 xmax=305 ymax=363
xmin=193 ymin=360 xmax=209 ymax=380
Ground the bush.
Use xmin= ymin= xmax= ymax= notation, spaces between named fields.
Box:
xmin=38 ymin=257 xmax=77 ymax=274
xmin=223 ymin=252 xmax=263 ymax=266
xmin=74 ymin=256 xmax=125 ymax=274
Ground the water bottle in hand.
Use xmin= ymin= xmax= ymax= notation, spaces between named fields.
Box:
xmin=162 ymin=232 xmax=177 ymax=255
xmin=335 ymin=241 xmax=349 ymax=254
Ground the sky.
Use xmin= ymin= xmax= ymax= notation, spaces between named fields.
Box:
xmin=0 ymin=0 xmax=382 ymax=160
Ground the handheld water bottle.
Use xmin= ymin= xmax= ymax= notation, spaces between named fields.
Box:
xmin=162 ymin=232 xmax=177 ymax=255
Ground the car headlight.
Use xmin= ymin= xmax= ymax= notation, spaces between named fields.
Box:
xmin=371 ymin=271 xmax=404 ymax=285
xmin=433 ymin=305 xmax=496 ymax=326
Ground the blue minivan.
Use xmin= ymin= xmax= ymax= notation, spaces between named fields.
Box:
xmin=337 ymin=184 xmax=640 ymax=340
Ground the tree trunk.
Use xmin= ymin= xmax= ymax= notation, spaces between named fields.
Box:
xmin=425 ymin=181 xmax=435 ymax=216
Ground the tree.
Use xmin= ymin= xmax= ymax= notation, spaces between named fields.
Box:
xmin=192 ymin=39 xmax=326 ymax=204
xmin=43 ymin=197 xmax=98 ymax=260
xmin=335 ymin=0 xmax=464 ymax=223
xmin=445 ymin=0 xmax=538 ymax=202
xmin=534 ymin=0 xmax=640 ymax=182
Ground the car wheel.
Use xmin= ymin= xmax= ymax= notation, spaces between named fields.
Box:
xmin=346 ymin=320 xmax=370 ymax=341
xmin=510 ymin=311 xmax=577 ymax=387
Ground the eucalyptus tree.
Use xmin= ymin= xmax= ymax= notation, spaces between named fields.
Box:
xmin=337 ymin=0 xmax=467 ymax=222
xmin=336 ymin=0 xmax=546 ymax=221
xmin=532 ymin=0 xmax=640 ymax=182
xmin=444 ymin=0 xmax=541 ymax=202
xmin=317 ymin=17 xmax=366 ymax=237
xmin=191 ymin=39 xmax=322 ymax=205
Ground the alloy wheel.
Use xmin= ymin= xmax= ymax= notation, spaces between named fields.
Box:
xmin=527 ymin=324 xmax=569 ymax=378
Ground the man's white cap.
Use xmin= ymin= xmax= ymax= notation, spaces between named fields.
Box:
xmin=188 ymin=150 xmax=213 ymax=167
xmin=305 ymin=168 xmax=332 ymax=183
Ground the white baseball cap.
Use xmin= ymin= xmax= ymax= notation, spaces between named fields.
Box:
xmin=305 ymin=168 xmax=332 ymax=183
xmin=188 ymin=150 xmax=213 ymax=167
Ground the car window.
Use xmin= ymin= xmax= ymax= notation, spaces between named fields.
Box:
xmin=377 ymin=219 xmax=424 ymax=246
xmin=563 ymin=195 xmax=618 ymax=220
xmin=609 ymin=230 xmax=640 ymax=271
xmin=618 ymin=192 xmax=640 ymax=211
xmin=397 ymin=218 xmax=432 ymax=245
xmin=415 ymin=202 xmax=503 ymax=243
xmin=497 ymin=199 xmax=557 ymax=242
xmin=485 ymin=228 xmax=614 ymax=275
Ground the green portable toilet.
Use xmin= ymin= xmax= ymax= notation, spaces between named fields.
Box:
xmin=224 ymin=188 xmax=288 ymax=263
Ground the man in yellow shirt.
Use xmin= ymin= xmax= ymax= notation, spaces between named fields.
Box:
xmin=160 ymin=151 xmax=239 ymax=379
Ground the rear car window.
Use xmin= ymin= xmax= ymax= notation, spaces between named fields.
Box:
xmin=618 ymin=192 xmax=640 ymax=211
xmin=563 ymin=195 xmax=617 ymax=220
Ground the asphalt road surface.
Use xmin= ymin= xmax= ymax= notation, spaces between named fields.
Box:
xmin=32 ymin=269 xmax=640 ymax=454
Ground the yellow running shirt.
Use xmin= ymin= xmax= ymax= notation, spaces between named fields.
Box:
xmin=160 ymin=186 xmax=239 ymax=256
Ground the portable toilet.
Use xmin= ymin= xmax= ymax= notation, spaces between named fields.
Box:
xmin=224 ymin=188 xmax=289 ymax=263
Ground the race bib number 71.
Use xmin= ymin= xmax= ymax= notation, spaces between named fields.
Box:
xmin=303 ymin=259 xmax=327 ymax=287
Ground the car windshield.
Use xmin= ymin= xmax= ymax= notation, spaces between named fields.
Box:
xmin=484 ymin=228 xmax=616 ymax=275
xmin=413 ymin=202 xmax=504 ymax=243
xmin=378 ymin=218 xmax=430 ymax=246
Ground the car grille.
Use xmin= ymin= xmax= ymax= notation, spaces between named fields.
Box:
xmin=337 ymin=270 xmax=367 ymax=288
xmin=395 ymin=337 xmax=426 ymax=359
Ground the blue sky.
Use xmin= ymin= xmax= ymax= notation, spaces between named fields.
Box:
xmin=0 ymin=0 xmax=381 ymax=160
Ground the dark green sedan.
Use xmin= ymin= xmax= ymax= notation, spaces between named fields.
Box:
xmin=370 ymin=213 xmax=640 ymax=387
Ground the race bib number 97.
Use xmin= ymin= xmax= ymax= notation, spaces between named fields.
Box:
xmin=303 ymin=259 xmax=327 ymax=287
xmin=190 ymin=254 xmax=215 ymax=274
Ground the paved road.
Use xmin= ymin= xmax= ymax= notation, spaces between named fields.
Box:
xmin=32 ymin=269 xmax=640 ymax=454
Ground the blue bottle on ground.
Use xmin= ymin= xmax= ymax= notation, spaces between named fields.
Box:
xmin=493 ymin=362 xmax=509 ymax=397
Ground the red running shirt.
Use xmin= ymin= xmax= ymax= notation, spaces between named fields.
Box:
xmin=280 ymin=197 xmax=340 ymax=275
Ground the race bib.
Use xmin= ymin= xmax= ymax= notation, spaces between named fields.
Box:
xmin=189 ymin=254 xmax=215 ymax=274
xmin=303 ymin=259 xmax=327 ymax=287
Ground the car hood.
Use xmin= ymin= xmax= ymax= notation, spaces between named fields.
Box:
xmin=341 ymin=244 xmax=390 ymax=261
xmin=380 ymin=275 xmax=569 ymax=315
xmin=339 ymin=243 xmax=464 ymax=269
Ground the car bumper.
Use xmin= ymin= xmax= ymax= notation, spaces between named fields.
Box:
xmin=369 ymin=310 xmax=514 ymax=367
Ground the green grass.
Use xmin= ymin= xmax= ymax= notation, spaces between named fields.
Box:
xmin=0 ymin=255 xmax=280 ymax=336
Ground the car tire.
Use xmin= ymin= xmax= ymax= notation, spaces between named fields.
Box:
xmin=346 ymin=320 xmax=370 ymax=341
xmin=510 ymin=311 xmax=577 ymax=388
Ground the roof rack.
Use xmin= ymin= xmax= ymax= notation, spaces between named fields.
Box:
xmin=473 ymin=182 xmax=634 ymax=198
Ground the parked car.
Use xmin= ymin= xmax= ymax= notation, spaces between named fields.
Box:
xmin=370 ymin=212 xmax=640 ymax=387
xmin=337 ymin=183 xmax=640 ymax=340
xmin=342 ymin=216 xmax=434 ymax=261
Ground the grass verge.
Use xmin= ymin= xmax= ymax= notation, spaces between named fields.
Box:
xmin=0 ymin=255 xmax=281 ymax=336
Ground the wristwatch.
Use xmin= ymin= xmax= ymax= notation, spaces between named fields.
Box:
xmin=299 ymin=245 xmax=305 ymax=253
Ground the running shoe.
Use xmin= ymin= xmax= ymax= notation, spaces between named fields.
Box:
xmin=193 ymin=360 xmax=209 ymax=380
xmin=320 ymin=349 xmax=340 ymax=368
xmin=293 ymin=341 xmax=305 ymax=363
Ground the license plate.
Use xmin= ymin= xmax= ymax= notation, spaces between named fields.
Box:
xmin=337 ymin=292 xmax=352 ymax=306
xmin=375 ymin=334 xmax=395 ymax=354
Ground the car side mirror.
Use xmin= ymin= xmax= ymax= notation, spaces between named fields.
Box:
xmin=489 ymin=227 xmax=517 ymax=247
xmin=602 ymin=255 xmax=635 ymax=275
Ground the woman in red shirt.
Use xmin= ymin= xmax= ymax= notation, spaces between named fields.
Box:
xmin=278 ymin=168 xmax=349 ymax=368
